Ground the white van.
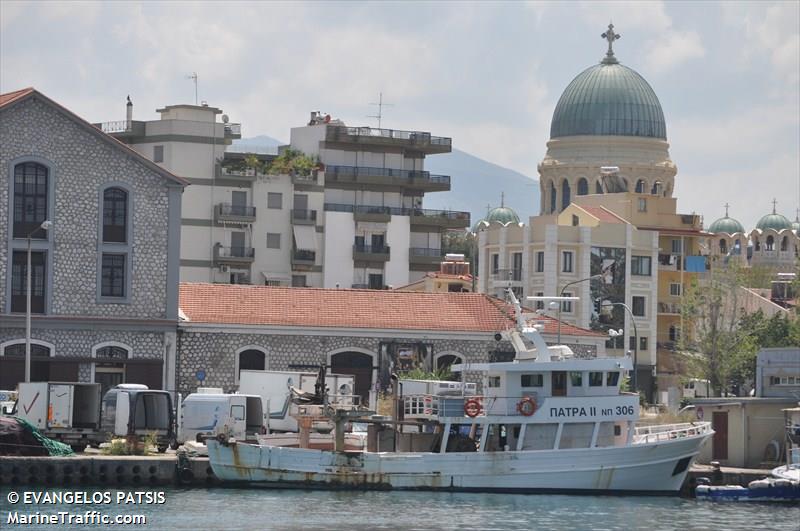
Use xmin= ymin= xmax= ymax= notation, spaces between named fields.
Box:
xmin=178 ymin=393 xmax=265 ymax=444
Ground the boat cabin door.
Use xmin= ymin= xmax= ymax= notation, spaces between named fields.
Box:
xmin=552 ymin=371 xmax=567 ymax=397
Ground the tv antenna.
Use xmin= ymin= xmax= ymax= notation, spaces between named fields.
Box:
xmin=367 ymin=92 xmax=393 ymax=128
xmin=187 ymin=72 xmax=198 ymax=105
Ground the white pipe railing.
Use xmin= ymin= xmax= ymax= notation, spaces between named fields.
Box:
xmin=633 ymin=422 xmax=712 ymax=443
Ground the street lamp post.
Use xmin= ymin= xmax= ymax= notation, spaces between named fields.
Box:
xmin=557 ymin=274 xmax=604 ymax=344
xmin=26 ymin=220 xmax=52 ymax=383
xmin=601 ymin=301 xmax=638 ymax=393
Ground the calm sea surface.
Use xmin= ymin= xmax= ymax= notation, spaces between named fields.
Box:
xmin=1 ymin=487 xmax=798 ymax=530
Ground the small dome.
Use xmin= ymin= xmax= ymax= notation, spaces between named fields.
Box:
xmin=485 ymin=206 xmax=520 ymax=226
xmin=708 ymin=216 xmax=745 ymax=235
xmin=471 ymin=218 xmax=488 ymax=233
xmin=756 ymin=212 xmax=792 ymax=232
xmin=792 ymin=216 xmax=800 ymax=236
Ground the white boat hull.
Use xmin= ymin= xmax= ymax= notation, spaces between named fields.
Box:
xmin=207 ymin=433 xmax=711 ymax=494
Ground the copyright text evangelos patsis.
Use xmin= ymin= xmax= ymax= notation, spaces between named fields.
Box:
xmin=4 ymin=490 xmax=164 ymax=526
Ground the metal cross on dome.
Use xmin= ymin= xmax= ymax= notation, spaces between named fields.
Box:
xmin=602 ymin=23 xmax=621 ymax=63
xmin=724 ymin=202 xmax=730 ymax=217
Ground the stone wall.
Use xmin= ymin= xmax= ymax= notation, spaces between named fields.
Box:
xmin=177 ymin=329 xmax=597 ymax=394
xmin=0 ymin=327 xmax=166 ymax=383
xmin=0 ymin=96 xmax=173 ymax=319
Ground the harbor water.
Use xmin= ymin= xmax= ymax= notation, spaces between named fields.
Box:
xmin=1 ymin=487 xmax=798 ymax=530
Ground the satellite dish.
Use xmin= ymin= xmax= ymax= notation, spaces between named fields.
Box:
xmin=338 ymin=384 xmax=352 ymax=396
xmin=221 ymin=114 xmax=229 ymax=124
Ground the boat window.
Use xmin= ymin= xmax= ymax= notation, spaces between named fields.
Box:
xmin=521 ymin=374 xmax=543 ymax=387
xmin=596 ymin=422 xmax=616 ymax=447
xmin=606 ymin=371 xmax=620 ymax=386
xmin=589 ymin=372 xmax=603 ymax=386
xmin=569 ymin=372 xmax=583 ymax=387
xmin=488 ymin=376 xmax=501 ymax=388
xmin=520 ymin=423 xmax=558 ymax=451
xmin=559 ymin=422 xmax=594 ymax=449
xmin=231 ymin=404 xmax=245 ymax=421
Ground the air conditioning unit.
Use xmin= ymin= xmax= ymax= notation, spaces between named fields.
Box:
xmin=218 ymin=264 xmax=230 ymax=273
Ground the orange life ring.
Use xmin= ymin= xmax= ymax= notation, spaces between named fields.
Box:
xmin=517 ymin=397 xmax=537 ymax=417
xmin=464 ymin=398 xmax=482 ymax=418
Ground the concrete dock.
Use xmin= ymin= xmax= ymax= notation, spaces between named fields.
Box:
xmin=0 ymin=454 xmax=219 ymax=487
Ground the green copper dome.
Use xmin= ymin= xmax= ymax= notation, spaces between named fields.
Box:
xmin=792 ymin=218 xmax=800 ymax=236
xmin=550 ymin=25 xmax=666 ymax=141
xmin=550 ymin=62 xmax=666 ymax=140
xmin=709 ymin=216 xmax=745 ymax=234
xmin=756 ymin=212 xmax=792 ymax=232
xmin=485 ymin=206 xmax=520 ymax=226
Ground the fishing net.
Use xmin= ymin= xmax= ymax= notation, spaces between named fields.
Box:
xmin=13 ymin=416 xmax=75 ymax=456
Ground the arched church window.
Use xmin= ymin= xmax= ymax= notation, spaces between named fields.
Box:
xmin=635 ymin=179 xmax=645 ymax=193
xmin=651 ymin=181 xmax=662 ymax=195
xmin=577 ymin=178 xmax=588 ymax=196
xmin=549 ymin=181 xmax=556 ymax=214
xmin=765 ymin=235 xmax=774 ymax=251
xmin=780 ymin=236 xmax=788 ymax=252
xmin=719 ymin=239 xmax=727 ymax=254
xmin=561 ymin=180 xmax=571 ymax=211
xmin=595 ymin=180 xmax=603 ymax=194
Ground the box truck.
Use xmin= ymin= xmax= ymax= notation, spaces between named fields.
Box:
xmin=16 ymin=382 xmax=103 ymax=450
xmin=100 ymin=384 xmax=175 ymax=452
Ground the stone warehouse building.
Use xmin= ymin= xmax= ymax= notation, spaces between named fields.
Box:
xmin=177 ymin=283 xmax=607 ymax=403
xmin=0 ymin=88 xmax=186 ymax=392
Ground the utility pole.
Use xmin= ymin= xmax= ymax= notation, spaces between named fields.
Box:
xmin=187 ymin=72 xmax=198 ymax=105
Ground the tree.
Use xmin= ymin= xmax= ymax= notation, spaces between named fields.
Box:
xmin=680 ymin=263 xmax=755 ymax=395
xmin=681 ymin=262 xmax=799 ymax=396
xmin=266 ymin=148 xmax=317 ymax=176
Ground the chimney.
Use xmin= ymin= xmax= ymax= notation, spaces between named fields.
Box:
xmin=126 ymin=96 xmax=133 ymax=129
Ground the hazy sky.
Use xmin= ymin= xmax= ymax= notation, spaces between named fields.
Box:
xmin=2 ymin=1 xmax=798 ymax=229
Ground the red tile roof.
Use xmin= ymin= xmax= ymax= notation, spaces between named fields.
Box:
xmin=0 ymin=87 xmax=35 ymax=108
xmin=179 ymin=283 xmax=603 ymax=338
xmin=578 ymin=205 xmax=628 ymax=224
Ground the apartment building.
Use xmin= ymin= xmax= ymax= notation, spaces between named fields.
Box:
xmin=290 ymin=113 xmax=470 ymax=288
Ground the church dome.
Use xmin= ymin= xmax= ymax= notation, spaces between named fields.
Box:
xmin=485 ymin=205 xmax=520 ymax=226
xmin=709 ymin=216 xmax=745 ymax=235
xmin=550 ymin=27 xmax=666 ymax=140
xmin=756 ymin=211 xmax=792 ymax=232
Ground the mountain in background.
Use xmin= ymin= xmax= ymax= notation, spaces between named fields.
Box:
xmin=232 ymin=137 xmax=540 ymax=224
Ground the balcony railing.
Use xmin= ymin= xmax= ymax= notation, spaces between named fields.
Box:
xmin=324 ymin=165 xmax=451 ymax=189
xmin=291 ymin=209 xmax=317 ymax=225
xmin=216 ymin=203 xmax=256 ymax=224
xmin=94 ymin=120 xmax=145 ymax=136
xmin=325 ymin=125 xmax=451 ymax=153
xmin=353 ymin=244 xmax=390 ymax=255
xmin=292 ymin=250 xmax=316 ymax=266
xmin=410 ymin=247 xmax=444 ymax=257
xmin=657 ymin=302 xmax=681 ymax=315
xmin=218 ymin=166 xmax=262 ymax=181
xmin=214 ymin=245 xmax=255 ymax=264
xmin=323 ymin=203 xmax=470 ymax=227
xmin=223 ymin=123 xmax=242 ymax=138
xmin=491 ymin=268 xmax=522 ymax=282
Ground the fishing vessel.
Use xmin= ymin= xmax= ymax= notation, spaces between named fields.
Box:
xmin=208 ymin=291 xmax=713 ymax=494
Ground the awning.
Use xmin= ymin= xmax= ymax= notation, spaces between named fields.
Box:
xmin=261 ymin=271 xmax=291 ymax=282
xmin=292 ymin=225 xmax=317 ymax=252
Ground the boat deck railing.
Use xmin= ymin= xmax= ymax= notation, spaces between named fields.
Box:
xmin=403 ymin=394 xmax=540 ymax=419
xmin=633 ymin=422 xmax=712 ymax=444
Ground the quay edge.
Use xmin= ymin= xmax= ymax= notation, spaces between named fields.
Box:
xmin=0 ymin=455 xmax=219 ymax=487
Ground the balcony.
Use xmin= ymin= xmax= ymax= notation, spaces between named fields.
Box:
xmin=491 ymin=268 xmax=523 ymax=282
xmin=214 ymin=245 xmax=255 ymax=265
xmin=324 ymin=165 xmax=451 ymax=192
xmin=657 ymin=302 xmax=681 ymax=315
xmin=409 ymin=247 xmax=445 ymax=266
xmin=217 ymin=165 xmax=261 ymax=182
xmin=215 ymin=203 xmax=256 ymax=224
xmin=409 ymin=208 xmax=471 ymax=229
xmin=291 ymin=172 xmax=319 ymax=186
xmin=291 ymin=249 xmax=316 ymax=267
xmin=93 ymin=120 xmax=146 ymax=139
xmin=354 ymin=205 xmax=392 ymax=223
xmin=223 ymin=123 xmax=242 ymax=140
xmin=353 ymin=244 xmax=391 ymax=262
xmin=324 ymin=125 xmax=451 ymax=154
xmin=291 ymin=209 xmax=318 ymax=225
